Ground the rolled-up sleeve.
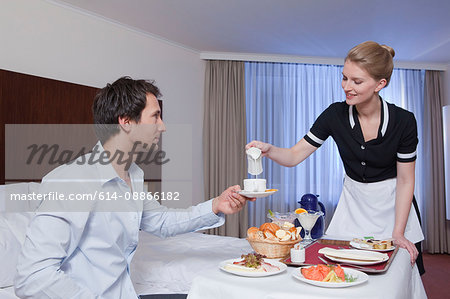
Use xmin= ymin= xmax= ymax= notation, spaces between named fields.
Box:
xmin=140 ymin=199 xmax=225 ymax=238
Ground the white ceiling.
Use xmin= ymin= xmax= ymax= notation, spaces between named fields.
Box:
xmin=54 ymin=0 xmax=450 ymax=63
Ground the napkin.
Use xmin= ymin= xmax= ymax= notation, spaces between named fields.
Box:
xmin=318 ymin=247 xmax=388 ymax=261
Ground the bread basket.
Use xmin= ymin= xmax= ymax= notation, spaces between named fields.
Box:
xmin=247 ymin=238 xmax=299 ymax=258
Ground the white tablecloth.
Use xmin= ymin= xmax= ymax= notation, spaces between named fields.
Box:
xmin=187 ymin=248 xmax=427 ymax=299
xmin=131 ymin=232 xmax=253 ymax=295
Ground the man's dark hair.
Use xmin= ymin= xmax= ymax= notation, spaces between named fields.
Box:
xmin=92 ymin=76 xmax=161 ymax=143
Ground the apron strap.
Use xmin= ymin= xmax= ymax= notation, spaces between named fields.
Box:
xmin=412 ymin=195 xmax=425 ymax=276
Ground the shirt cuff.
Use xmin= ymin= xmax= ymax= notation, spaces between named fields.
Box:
xmin=193 ymin=199 xmax=225 ymax=231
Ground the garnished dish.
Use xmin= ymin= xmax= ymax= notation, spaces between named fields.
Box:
xmin=292 ymin=264 xmax=369 ymax=288
xmin=351 ymin=237 xmax=395 ymax=252
xmin=220 ymin=253 xmax=287 ymax=277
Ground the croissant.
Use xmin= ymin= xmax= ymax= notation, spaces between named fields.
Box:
xmin=259 ymin=222 xmax=280 ymax=234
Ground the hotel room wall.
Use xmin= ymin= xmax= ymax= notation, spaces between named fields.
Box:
xmin=0 ymin=0 xmax=206 ymax=205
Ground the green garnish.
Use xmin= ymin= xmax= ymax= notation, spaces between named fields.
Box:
xmin=268 ymin=209 xmax=274 ymax=217
xmin=345 ymin=273 xmax=357 ymax=282
xmin=240 ymin=253 xmax=266 ymax=268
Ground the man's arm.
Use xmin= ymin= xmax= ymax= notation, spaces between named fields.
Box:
xmin=15 ymin=212 xmax=96 ymax=299
xmin=140 ymin=186 xmax=252 ymax=237
xmin=140 ymin=199 xmax=224 ymax=238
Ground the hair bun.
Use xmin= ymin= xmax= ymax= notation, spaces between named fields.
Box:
xmin=381 ymin=44 xmax=395 ymax=58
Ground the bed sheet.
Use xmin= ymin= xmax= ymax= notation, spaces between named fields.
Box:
xmin=0 ymin=286 xmax=18 ymax=299
xmin=130 ymin=231 xmax=251 ymax=295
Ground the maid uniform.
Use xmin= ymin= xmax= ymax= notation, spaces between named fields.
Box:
xmin=304 ymin=97 xmax=424 ymax=272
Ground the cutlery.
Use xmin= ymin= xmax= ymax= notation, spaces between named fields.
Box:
xmin=318 ymin=256 xmax=374 ymax=271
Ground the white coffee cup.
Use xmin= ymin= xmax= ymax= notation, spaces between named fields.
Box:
xmin=243 ymin=179 xmax=266 ymax=192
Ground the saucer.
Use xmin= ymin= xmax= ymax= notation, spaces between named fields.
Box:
xmin=238 ymin=189 xmax=278 ymax=198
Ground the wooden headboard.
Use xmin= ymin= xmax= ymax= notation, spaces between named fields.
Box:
xmin=0 ymin=69 xmax=162 ymax=188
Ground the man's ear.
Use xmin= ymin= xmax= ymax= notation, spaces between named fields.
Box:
xmin=375 ymin=78 xmax=387 ymax=93
xmin=118 ymin=116 xmax=132 ymax=133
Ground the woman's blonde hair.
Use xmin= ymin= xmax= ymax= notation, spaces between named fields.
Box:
xmin=345 ymin=41 xmax=395 ymax=86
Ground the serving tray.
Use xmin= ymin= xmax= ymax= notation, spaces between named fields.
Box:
xmin=281 ymin=239 xmax=398 ymax=273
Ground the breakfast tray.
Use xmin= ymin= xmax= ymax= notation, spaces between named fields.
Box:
xmin=281 ymin=239 xmax=398 ymax=273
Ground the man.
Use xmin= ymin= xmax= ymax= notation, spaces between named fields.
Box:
xmin=15 ymin=77 xmax=252 ymax=298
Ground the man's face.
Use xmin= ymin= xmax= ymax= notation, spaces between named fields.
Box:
xmin=129 ymin=93 xmax=166 ymax=152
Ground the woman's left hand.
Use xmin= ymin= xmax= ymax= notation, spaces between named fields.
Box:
xmin=392 ymin=232 xmax=418 ymax=265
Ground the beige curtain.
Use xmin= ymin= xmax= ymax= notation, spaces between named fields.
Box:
xmin=203 ymin=60 xmax=248 ymax=238
xmin=423 ymin=70 xmax=450 ymax=253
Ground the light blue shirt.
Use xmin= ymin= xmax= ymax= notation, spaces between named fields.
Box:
xmin=14 ymin=142 xmax=224 ymax=298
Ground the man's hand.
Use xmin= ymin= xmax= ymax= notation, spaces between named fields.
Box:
xmin=212 ymin=185 xmax=256 ymax=215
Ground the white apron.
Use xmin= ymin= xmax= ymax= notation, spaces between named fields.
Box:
xmin=326 ymin=175 xmax=424 ymax=244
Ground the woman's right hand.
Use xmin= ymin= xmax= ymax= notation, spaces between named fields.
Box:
xmin=246 ymin=138 xmax=316 ymax=167
xmin=245 ymin=140 xmax=272 ymax=157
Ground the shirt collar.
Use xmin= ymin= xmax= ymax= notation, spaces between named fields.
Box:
xmin=91 ymin=141 xmax=143 ymax=186
xmin=348 ymin=96 xmax=389 ymax=137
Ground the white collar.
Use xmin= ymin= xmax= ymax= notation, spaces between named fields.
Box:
xmin=348 ymin=98 xmax=389 ymax=137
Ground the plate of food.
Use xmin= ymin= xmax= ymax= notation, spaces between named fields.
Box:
xmin=318 ymin=247 xmax=389 ymax=266
xmin=350 ymin=237 xmax=395 ymax=252
xmin=292 ymin=264 xmax=368 ymax=288
xmin=219 ymin=253 xmax=287 ymax=277
xmin=238 ymin=189 xmax=278 ymax=198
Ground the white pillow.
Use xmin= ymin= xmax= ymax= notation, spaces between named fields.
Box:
xmin=0 ymin=217 xmax=21 ymax=288
xmin=1 ymin=183 xmax=39 ymax=244
xmin=0 ymin=183 xmax=40 ymax=288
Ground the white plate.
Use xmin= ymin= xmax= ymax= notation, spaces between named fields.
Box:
xmin=324 ymin=249 xmax=389 ymax=266
xmin=292 ymin=266 xmax=369 ymax=288
xmin=350 ymin=241 xmax=395 ymax=252
xmin=219 ymin=258 xmax=287 ymax=277
xmin=238 ymin=190 xmax=277 ymax=198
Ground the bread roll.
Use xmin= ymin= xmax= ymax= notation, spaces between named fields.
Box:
xmin=247 ymin=227 xmax=259 ymax=239
xmin=263 ymin=229 xmax=277 ymax=240
xmin=259 ymin=222 xmax=280 ymax=234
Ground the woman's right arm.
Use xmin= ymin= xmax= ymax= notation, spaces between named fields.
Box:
xmin=246 ymin=138 xmax=318 ymax=167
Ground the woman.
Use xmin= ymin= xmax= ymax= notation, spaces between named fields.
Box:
xmin=246 ymin=41 xmax=424 ymax=265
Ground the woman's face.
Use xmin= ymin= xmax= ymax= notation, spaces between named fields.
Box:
xmin=341 ymin=60 xmax=385 ymax=106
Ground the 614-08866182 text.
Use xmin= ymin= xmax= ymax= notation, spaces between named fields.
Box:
xmin=123 ymin=191 xmax=180 ymax=201
xmin=93 ymin=191 xmax=181 ymax=201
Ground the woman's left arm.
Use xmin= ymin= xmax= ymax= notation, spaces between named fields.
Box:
xmin=393 ymin=161 xmax=418 ymax=264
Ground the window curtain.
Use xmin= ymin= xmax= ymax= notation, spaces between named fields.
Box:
xmin=203 ymin=60 xmax=248 ymax=237
xmin=245 ymin=62 xmax=426 ymax=235
xmin=422 ymin=70 xmax=449 ymax=253
xmin=245 ymin=62 xmax=345 ymax=228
